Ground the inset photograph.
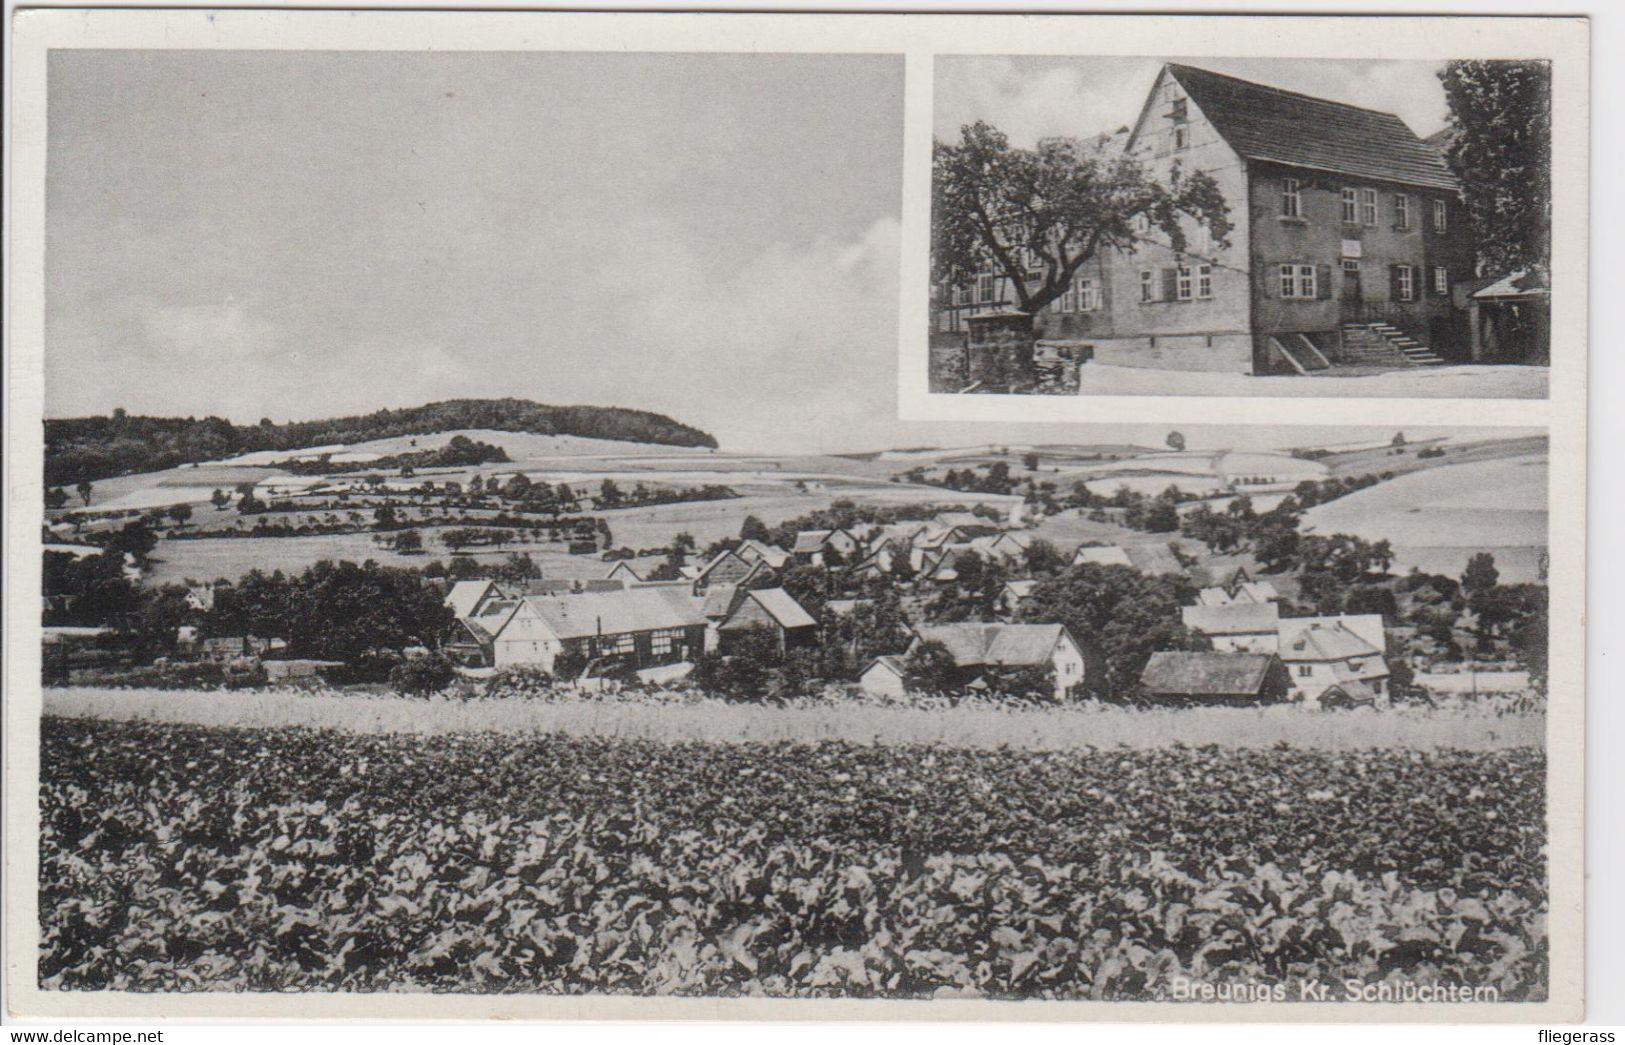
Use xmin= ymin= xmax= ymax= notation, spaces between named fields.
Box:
xmin=928 ymin=58 xmax=1551 ymax=397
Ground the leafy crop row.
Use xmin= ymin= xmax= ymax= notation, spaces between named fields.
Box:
xmin=39 ymin=719 xmax=1546 ymax=999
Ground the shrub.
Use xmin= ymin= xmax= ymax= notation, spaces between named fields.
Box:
xmin=388 ymin=653 xmax=457 ymax=697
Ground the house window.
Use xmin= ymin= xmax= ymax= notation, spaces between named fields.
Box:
xmin=1432 ymin=265 xmax=1449 ymax=295
xmin=1197 ymin=264 xmax=1213 ymax=299
xmin=1433 ymin=199 xmax=1448 ymax=232
xmin=1342 ymin=258 xmax=1361 ymax=274
xmin=1078 ymin=277 xmax=1101 ymax=311
xmin=1140 ymin=270 xmax=1154 ymax=302
xmin=1341 ymin=187 xmax=1358 ymax=223
xmin=976 ymin=273 xmax=996 ymax=303
xmin=1396 ymin=265 xmax=1415 ymax=301
xmin=1170 ymin=97 xmax=1188 ymax=121
xmin=1176 ymin=266 xmax=1193 ymax=301
xmin=1394 ymin=194 xmax=1410 ymax=229
xmin=1173 ymin=126 xmax=1189 ymax=152
xmin=1280 ymin=263 xmax=1317 ymax=299
xmin=1297 ymin=665 xmax=1313 ymax=678
xmin=1026 ymin=268 xmax=1043 ymax=286
xmin=1059 ymin=282 xmax=1077 ymax=312
xmin=1281 ymin=178 xmax=1302 ymax=218
xmin=953 ymin=283 xmax=971 ymax=306
xmin=1360 ymin=188 xmax=1378 ymax=226
xmin=651 ymin=629 xmax=677 ymax=656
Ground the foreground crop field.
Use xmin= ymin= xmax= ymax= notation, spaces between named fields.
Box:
xmin=40 ymin=718 xmax=1546 ymax=999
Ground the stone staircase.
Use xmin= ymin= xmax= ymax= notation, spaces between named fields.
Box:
xmin=1339 ymin=322 xmax=1445 ymax=367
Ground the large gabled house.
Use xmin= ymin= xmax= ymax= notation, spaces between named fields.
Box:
xmin=933 ymin=63 xmax=1475 ymax=376
xmin=460 ymin=587 xmax=709 ymax=674
xmin=1277 ymin=614 xmax=1391 ymax=704
xmin=907 ymin=622 xmax=1092 ymax=700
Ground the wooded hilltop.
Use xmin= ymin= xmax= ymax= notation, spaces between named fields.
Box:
xmin=44 ymin=398 xmax=719 ymax=486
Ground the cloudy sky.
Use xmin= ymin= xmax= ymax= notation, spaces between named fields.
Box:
xmin=935 ymin=56 xmax=1451 ymax=147
xmin=47 ymin=50 xmax=915 ymax=452
xmin=47 ymin=52 xmax=1461 ymax=455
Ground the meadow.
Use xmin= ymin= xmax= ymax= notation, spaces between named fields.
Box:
xmin=43 ymin=686 xmax=1544 ymax=751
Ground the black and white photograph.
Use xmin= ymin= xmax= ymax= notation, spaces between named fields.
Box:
xmin=927 ymin=57 xmax=1552 ymax=397
xmin=1 ymin=8 xmax=1593 ymax=1030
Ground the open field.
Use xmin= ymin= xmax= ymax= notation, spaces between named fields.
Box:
xmin=1301 ymin=453 xmax=1547 ymax=582
xmin=44 ymin=686 xmax=1544 ymax=750
xmin=1317 ymin=434 xmax=1548 ymax=479
xmin=141 ymin=534 xmax=612 ymax=586
xmin=40 ymin=716 xmax=1548 ymax=996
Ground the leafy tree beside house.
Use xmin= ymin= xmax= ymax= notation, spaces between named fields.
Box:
xmin=933 ymin=121 xmax=1230 ymax=379
xmin=1018 ymin=563 xmax=1207 ymax=701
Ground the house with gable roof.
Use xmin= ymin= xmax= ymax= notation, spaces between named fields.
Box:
xmin=1140 ymin=651 xmax=1293 ymax=706
xmin=907 ymin=622 xmax=1092 ymax=700
xmin=1276 ymin=613 xmax=1390 ymax=704
xmin=1181 ymin=602 xmax=1283 ymax=653
xmin=933 ymin=62 xmax=1475 ymax=375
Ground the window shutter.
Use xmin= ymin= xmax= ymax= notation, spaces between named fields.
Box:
xmin=1098 ymin=267 xmax=1113 ymax=312
xmin=1389 ymin=265 xmax=1402 ymax=301
xmin=1161 ymin=268 xmax=1178 ymax=302
xmin=1316 ymin=263 xmax=1332 ymax=300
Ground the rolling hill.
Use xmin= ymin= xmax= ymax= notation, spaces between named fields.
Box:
xmin=44 ymin=399 xmax=719 ymax=487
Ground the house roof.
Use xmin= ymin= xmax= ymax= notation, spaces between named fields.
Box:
xmin=445 ymin=579 xmax=499 ymax=619
xmin=1127 ymin=544 xmax=1186 ymax=577
xmin=1140 ymin=651 xmax=1281 ymax=696
xmin=736 ymin=540 xmax=792 ymax=568
xmin=1195 ymin=586 xmax=1234 ymax=607
xmin=1182 ymin=602 xmax=1282 ymax=635
xmin=1003 ymin=580 xmax=1038 ymax=599
xmin=511 ymin=579 xmax=626 ymax=596
xmin=912 ymin=623 xmax=1071 ymax=668
xmin=862 ymin=655 xmax=906 ymax=679
xmin=721 ymin=588 xmax=817 ymax=631
xmin=1472 ymin=269 xmax=1550 ymax=300
xmin=522 ymin=587 xmax=706 ymax=640
xmin=701 ymin=583 xmax=745 ymax=620
xmin=1166 ymin=63 xmax=1459 ymax=193
xmin=1237 ymin=581 xmax=1281 ymax=604
xmin=694 ymin=548 xmax=747 ymax=582
xmin=605 ymin=561 xmax=644 ymax=580
xmin=1279 ymin=614 xmax=1386 ymax=659
xmin=1074 ymin=545 xmax=1134 ymax=568
xmin=792 ymin=530 xmax=832 ymax=554
xmin=1279 ymin=621 xmax=1382 ymax=663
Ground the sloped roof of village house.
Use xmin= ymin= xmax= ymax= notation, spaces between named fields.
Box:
xmin=911 ymin=623 xmax=1071 ymax=668
xmin=720 ymin=588 xmax=818 ymax=632
xmin=1140 ymin=651 xmax=1281 ymax=696
xmin=523 ymin=587 xmax=705 ymax=640
xmin=1165 ymin=64 xmax=1460 ymax=193
xmin=1280 ymin=621 xmax=1382 ymax=663
xmin=1182 ymin=602 xmax=1282 ymax=635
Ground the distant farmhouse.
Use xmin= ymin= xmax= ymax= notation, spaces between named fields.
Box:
xmin=444 ymin=577 xmax=816 ymax=677
xmin=898 ymin=622 xmax=1091 ymax=701
xmin=934 ymin=63 xmax=1507 ymax=376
